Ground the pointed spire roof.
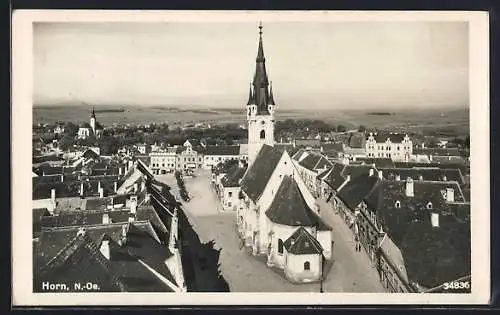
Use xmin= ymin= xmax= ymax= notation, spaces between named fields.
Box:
xmin=251 ymin=22 xmax=273 ymax=114
xmin=268 ymin=81 xmax=275 ymax=105
xmin=246 ymin=83 xmax=255 ymax=105
xmin=90 ymin=107 xmax=96 ymax=119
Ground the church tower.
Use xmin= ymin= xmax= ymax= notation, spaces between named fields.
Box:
xmin=247 ymin=22 xmax=276 ymax=166
xmin=89 ymin=107 xmax=96 ymax=134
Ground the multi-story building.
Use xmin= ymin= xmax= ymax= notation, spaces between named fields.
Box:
xmin=365 ymin=132 xmax=412 ymax=161
xmin=149 ymin=147 xmax=180 ymax=174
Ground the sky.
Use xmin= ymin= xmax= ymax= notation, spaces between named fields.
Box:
xmin=33 ymin=21 xmax=469 ymax=110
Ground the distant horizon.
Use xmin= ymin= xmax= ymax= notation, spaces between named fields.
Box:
xmin=34 ymin=21 xmax=469 ymax=110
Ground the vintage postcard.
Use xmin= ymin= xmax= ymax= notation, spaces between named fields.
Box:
xmin=12 ymin=10 xmax=490 ymax=306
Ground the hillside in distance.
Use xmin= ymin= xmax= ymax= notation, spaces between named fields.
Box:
xmin=33 ymin=104 xmax=470 ymax=136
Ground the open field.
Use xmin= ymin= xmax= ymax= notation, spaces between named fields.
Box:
xmin=33 ymin=105 xmax=469 ymax=136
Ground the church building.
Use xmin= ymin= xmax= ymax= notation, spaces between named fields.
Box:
xmin=78 ymin=107 xmax=104 ymax=139
xmin=237 ymin=23 xmax=333 ymax=283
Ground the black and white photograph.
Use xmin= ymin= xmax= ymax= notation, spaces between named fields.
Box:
xmin=12 ymin=10 xmax=490 ymax=305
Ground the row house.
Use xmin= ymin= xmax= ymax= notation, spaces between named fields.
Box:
xmin=202 ymin=145 xmax=243 ymax=170
xmin=365 ymin=179 xmax=470 ymax=293
xmin=365 ymin=132 xmax=412 ymax=161
xmin=292 ymin=150 xmax=333 ymax=197
xmin=33 ymin=166 xmax=186 ymax=292
xmin=149 ymin=147 xmax=181 ymax=174
xmin=218 ymin=164 xmax=247 ymax=212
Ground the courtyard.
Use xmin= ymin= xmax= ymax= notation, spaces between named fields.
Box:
xmin=155 ymin=170 xmax=384 ymax=293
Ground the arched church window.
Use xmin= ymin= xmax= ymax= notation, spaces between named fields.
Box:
xmin=304 ymin=261 xmax=310 ymax=270
xmin=278 ymin=239 xmax=284 ymax=254
xmin=260 ymin=130 xmax=266 ymax=139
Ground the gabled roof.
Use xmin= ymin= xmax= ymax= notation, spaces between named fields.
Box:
xmin=319 ymin=163 xmax=347 ymax=191
xmin=203 ymin=145 xmax=240 ymax=156
xmin=413 ymin=148 xmax=462 ymax=157
xmin=379 ymin=167 xmax=464 ymax=185
xmin=265 ymin=175 xmax=330 ymax=230
xmin=356 ymin=157 xmax=395 ymax=168
xmin=367 ymin=132 xmax=407 ymax=143
xmin=284 ymin=227 xmax=323 ymax=255
xmin=35 ymin=223 xmax=177 ymax=292
xmin=321 ymin=142 xmax=344 ymax=153
xmin=337 ymin=173 xmax=380 ymax=210
xmin=221 ymin=166 xmax=247 ymax=188
xmin=240 ymin=145 xmax=283 ymax=203
xmin=35 ymin=231 xmax=128 ymax=292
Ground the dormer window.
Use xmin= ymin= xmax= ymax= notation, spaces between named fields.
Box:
xmin=427 ymin=202 xmax=433 ymax=210
xmin=395 ymin=201 xmax=401 ymax=208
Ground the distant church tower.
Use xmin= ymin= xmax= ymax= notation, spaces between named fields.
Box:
xmin=247 ymin=22 xmax=276 ymax=166
xmin=89 ymin=107 xmax=96 ymax=134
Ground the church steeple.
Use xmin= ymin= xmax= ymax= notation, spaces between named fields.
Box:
xmin=90 ymin=106 xmax=96 ymax=119
xmin=252 ymin=22 xmax=272 ymax=114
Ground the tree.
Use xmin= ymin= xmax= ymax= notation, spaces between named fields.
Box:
xmin=99 ymin=135 xmax=120 ymax=155
xmin=358 ymin=125 xmax=367 ymax=132
xmin=337 ymin=125 xmax=347 ymax=133
xmin=59 ymin=134 xmax=75 ymax=151
xmin=64 ymin=122 xmax=78 ymax=137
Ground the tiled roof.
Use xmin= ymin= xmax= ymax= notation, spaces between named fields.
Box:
xmin=366 ymin=180 xmax=466 ymax=219
xmin=203 ymin=145 xmax=240 ymax=156
xmin=213 ymin=159 xmax=240 ymax=175
xmin=341 ymin=165 xmax=374 ymax=179
xmin=356 ymin=158 xmax=395 ymax=168
xmin=295 ymin=139 xmax=321 ymax=147
xmin=379 ymin=168 xmax=464 ymax=185
xmin=284 ymin=226 xmax=323 ymax=255
xmin=274 ymin=143 xmax=298 ymax=156
xmin=321 ymin=143 xmax=344 ymax=153
xmin=369 ymin=180 xmax=471 ymax=289
xmin=319 ymin=163 xmax=347 ymax=191
xmin=36 ymin=223 xmax=129 ymax=268
xmin=83 ymin=149 xmax=100 ymax=160
xmin=367 ymin=132 xmax=407 ymax=143
xmin=35 ymin=232 xmax=128 ymax=292
xmin=240 ymin=145 xmax=283 ymax=203
xmin=431 ymin=156 xmax=467 ymax=165
xmin=337 ymin=172 xmax=380 ymax=210
xmin=265 ymin=175 xmax=330 ymax=230
xmin=393 ymin=162 xmax=468 ymax=174
xmin=35 ymin=223 xmax=177 ymax=292
xmin=413 ymin=148 xmax=462 ymax=157
xmin=221 ymin=166 xmax=247 ymax=188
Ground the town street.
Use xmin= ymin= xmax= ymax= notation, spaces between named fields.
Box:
xmin=156 ymin=170 xmax=384 ymax=292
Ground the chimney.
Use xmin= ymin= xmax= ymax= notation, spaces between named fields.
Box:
xmin=130 ymin=196 xmax=137 ymax=214
xmin=119 ymin=167 xmax=123 ymax=176
xmin=346 ymin=175 xmax=351 ymax=182
xmin=141 ymin=180 xmax=146 ymax=192
xmin=378 ymin=170 xmax=383 ymax=180
xmin=80 ymin=182 xmax=84 ymax=196
xmin=133 ymin=183 xmax=138 ymax=193
xmin=100 ymin=239 xmax=111 ymax=260
xmin=446 ymin=188 xmax=455 ymax=202
xmin=442 ymin=175 xmax=448 ymax=181
xmin=429 ymin=154 xmax=433 ymax=162
xmin=102 ymin=212 xmax=110 ymax=224
xmin=98 ymin=181 xmax=102 ymax=192
xmin=128 ymin=213 xmax=135 ymax=223
xmin=369 ymin=168 xmax=374 ymax=177
xmin=60 ymin=174 xmax=64 ymax=182
xmin=431 ymin=212 xmax=439 ymax=228
xmin=114 ymin=181 xmax=117 ymax=193
xmin=395 ymin=174 xmax=401 ymax=181
xmin=421 ymin=143 xmax=425 ymax=148
xmin=51 ymin=189 xmax=56 ymax=202
xmin=405 ymin=177 xmax=414 ymax=197
xmin=99 ymin=188 xmax=104 ymax=198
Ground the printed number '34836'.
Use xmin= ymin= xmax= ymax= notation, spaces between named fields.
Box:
xmin=443 ymin=281 xmax=470 ymax=290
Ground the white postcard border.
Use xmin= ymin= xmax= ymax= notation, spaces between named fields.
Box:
xmin=12 ymin=10 xmax=490 ymax=306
